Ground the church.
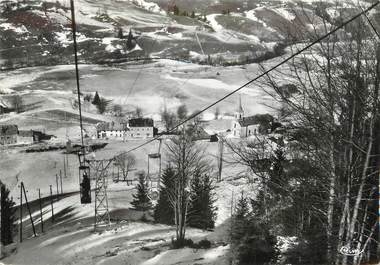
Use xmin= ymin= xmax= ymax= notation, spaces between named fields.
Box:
xmin=230 ymin=96 xmax=261 ymax=138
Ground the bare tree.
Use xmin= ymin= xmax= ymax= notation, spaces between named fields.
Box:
xmin=135 ymin=106 xmax=143 ymax=118
xmin=114 ymin=153 xmax=136 ymax=182
xmin=258 ymin=12 xmax=380 ymax=265
xmin=177 ymin=104 xmax=188 ymax=121
xmin=214 ymin=107 xmax=220 ymax=120
xmin=112 ymin=104 xmax=123 ymax=117
xmin=11 ymin=94 xmax=23 ymax=113
xmin=161 ymin=107 xmax=176 ymax=132
xmin=165 ymin=130 xmax=210 ymax=244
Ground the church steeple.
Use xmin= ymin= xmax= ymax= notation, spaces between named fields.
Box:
xmin=235 ymin=94 xmax=244 ymax=119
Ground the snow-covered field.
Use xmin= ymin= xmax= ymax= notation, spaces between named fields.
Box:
xmin=0 ymin=60 xmax=279 ymax=118
xmin=0 ymin=170 xmax=253 ymax=265
xmin=0 ymin=189 xmax=230 ymax=265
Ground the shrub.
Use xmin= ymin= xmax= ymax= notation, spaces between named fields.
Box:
xmin=171 ymin=238 xmax=194 ymax=249
xmin=195 ymin=239 xmax=212 ymax=249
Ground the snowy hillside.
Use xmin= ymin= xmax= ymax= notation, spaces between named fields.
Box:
xmin=1 ymin=0 xmax=376 ymax=69
xmin=0 ymin=174 xmax=254 ymax=265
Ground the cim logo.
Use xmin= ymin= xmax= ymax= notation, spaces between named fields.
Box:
xmin=339 ymin=244 xmax=364 ymax=256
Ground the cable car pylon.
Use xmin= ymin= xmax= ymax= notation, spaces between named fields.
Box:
xmin=70 ymin=0 xmax=111 ymax=230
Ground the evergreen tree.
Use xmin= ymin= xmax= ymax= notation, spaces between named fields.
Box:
xmin=154 ymin=167 xmax=176 ymax=225
xmin=92 ymin=91 xmax=101 ymax=105
xmin=117 ymin=27 xmax=123 ymax=39
xmin=231 ymin=192 xmax=250 ymax=243
xmin=173 ymin=5 xmax=179 ymax=16
xmin=268 ymin=144 xmax=286 ymax=194
xmin=131 ymin=172 xmax=152 ymax=211
xmin=0 ymin=182 xmax=16 ymax=245
xmin=190 ymin=11 xmax=195 ymax=18
xmin=187 ymin=172 xmax=217 ymax=230
xmin=231 ymin=192 xmax=278 ymax=265
xmin=96 ymin=97 xmax=111 ymax=114
xmin=126 ymin=29 xmax=134 ymax=50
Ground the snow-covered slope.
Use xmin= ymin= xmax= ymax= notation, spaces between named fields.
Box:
xmin=0 ymin=175 xmax=253 ymax=265
xmin=1 ymin=0 xmax=374 ymax=69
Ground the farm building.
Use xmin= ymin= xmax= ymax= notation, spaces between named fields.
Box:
xmin=17 ymin=130 xmax=45 ymax=144
xmin=125 ymin=118 xmax=154 ymax=139
xmin=0 ymin=124 xmax=18 ymax=145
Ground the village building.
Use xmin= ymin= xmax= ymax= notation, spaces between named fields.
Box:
xmin=125 ymin=118 xmax=154 ymax=139
xmin=0 ymin=124 xmax=18 ymax=145
xmin=17 ymin=130 xmax=43 ymax=144
xmin=96 ymin=121 xmax=128 ymax=139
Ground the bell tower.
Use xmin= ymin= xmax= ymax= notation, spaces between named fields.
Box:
xmin=235 ymin=95 xmax=244 ymax=119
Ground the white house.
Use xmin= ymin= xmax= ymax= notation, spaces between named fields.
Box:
xmin=125 ymin=118 xmax=154 ymax=139
xmin=96 ymin=121 xmax=128 ymax=139
xmin=97 ymin=118 xmax=154 ymax=140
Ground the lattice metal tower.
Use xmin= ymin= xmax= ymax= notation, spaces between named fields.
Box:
xmin=88 ymin=159 xmax=111 ymax=230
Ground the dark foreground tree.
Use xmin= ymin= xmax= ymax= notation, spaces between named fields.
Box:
xmin=154 ymin=166 xmax=176 ymax=225
xmin=231 ymin=192 xmax=277 ymax=265
xmin=187 ymin=171 xmax=217 ymax=230
xmin=0 ymin=181 xmax=16 ymax=245
xmin=131 ymin=172 xmax=152 ymax=212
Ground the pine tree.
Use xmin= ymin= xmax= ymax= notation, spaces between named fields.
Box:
xmin=190 ymin=11 xmax=195 ymax=18
xmin=187 ymin=172 xmax=217 ymax=230
xmin=231 ymin=192 xmax=250 ymax=242
xmin=117 ymin=27 xmax=123 ymax=39
xmin=96 ymin=97 xmax=111 ymax=114
xmin=231 ymin=192 xmax=278 ymax=265
xmin=154 ymin=167 xmax=176 ymax=225
xmin=268 ymin=143 xmax=286 ymax=195
xmin=131 ymin=172 xmax=152 ymax=211
xmin=92 ymin=91 xmax=101 ymax=105
xmin=0 ymin=182 xmax=16 ymax=245
xmin=173 ymin=5 xmax=179 ymax=16
xmin=126 ymin=29 xmax=134 ymax=50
